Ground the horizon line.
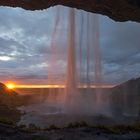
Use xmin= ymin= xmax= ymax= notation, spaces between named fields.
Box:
xmin=10 ymin=84 xmax=115 ymax=89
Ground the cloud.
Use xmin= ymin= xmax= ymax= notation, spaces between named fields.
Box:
xmin=99 ymin=15 xmax=140 ymax=83
xmin=0 ymin=6 xmax=140 ymax=84
xmin=0 ymin=56 xmax=14 ymax=61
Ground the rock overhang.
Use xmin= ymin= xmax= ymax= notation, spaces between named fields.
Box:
xmin=0 ymin=0 xmax=140 ymax=22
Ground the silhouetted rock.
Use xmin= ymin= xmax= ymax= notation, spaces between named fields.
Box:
xmin=112 ymin=77 xmax=140 ymax=99
xmin=0 ymin=82 xmax=21 ymax=123
xmin=0 ymin=82 xmax=17 ymax=95
xmin=0 ymin=0 xmax=140 ymax=22
xmin=110 ymin=77 xmax=140 ymax=117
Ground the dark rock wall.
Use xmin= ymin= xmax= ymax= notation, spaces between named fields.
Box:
xmin=0 ymin=0 xmax=140 ymax=22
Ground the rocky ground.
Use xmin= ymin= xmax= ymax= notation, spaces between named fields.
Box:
xmin=0 ymin=123 xmax=140 ymax=140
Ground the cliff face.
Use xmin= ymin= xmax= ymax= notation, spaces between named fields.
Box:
xmin=0 ymin=0 xmax=140 ymax=22
xmin=112 ymin=77 xmax=140 ymax=95
xmin=110 ymin=77 xmax=140 ymax=116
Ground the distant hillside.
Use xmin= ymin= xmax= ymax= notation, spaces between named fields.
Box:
xmin=110 ymin=77 xmax=140 ymax=116
xmin=0 ymin=82 xmax=19 ymax=107
xmin=0 ymin=82 xmax=18 ymax=96
xmin=0 ymin=82 xmax=21 ymax=123
xmin=112 ymin=77 xmax=140 ymax=95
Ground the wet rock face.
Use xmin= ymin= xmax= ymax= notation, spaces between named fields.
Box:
xmin=0 ymin=0 xmax=140 ymax=22
xmin=128 ymin=0 xmax=140 ymax=8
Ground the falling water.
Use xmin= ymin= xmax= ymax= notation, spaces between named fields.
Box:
xmin=47 ymin=7 xmax=61 ymax=103
xmin=48 ymin=7 xmax=60 ymax=84
xmin=66 ymin=8 xmax=76 ymax=92
xmin=63 ymin=8 xmax=104 ymax=115
xmin=65 ymin=8 xmax=84 ymax=114
xmin=46 ymin=6 xmax=104 ymax=115
xmin=90 ymin=14 xmax=102 ymax=110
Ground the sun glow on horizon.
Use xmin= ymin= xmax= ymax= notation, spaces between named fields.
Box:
xmin=5 ymin=84 xmax=115 ymax=89
xmin=6 ymin=83 xmax=15 ymax=89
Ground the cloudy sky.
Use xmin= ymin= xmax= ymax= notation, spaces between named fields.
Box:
xmin=0 ymin=6 xmax=140 ymax=85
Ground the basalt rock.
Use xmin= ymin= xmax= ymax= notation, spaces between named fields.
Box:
xmin=0 ymin=0 xmax=140 ymax=22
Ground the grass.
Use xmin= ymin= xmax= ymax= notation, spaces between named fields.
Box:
xmin=17 ymin=119 xmax=140 ymax=134
xmin=65 ymin=121 xmax=88 ymax=128
xmin=0 ymin=116 xmax=140 ymax=135
xmin=93 ymin=120 xmax=140 ymax=134
xmin=0 ymin=117 xmax=15 ymax=125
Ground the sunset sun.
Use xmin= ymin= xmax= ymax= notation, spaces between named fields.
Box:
xmin=6 ymin=83 xmax=15 ymax=89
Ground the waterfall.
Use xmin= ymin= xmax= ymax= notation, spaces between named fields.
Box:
xmin=48 ymin=6 xmax=103 ymax=115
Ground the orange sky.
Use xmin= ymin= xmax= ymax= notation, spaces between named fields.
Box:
xmin=6 ymin=82 xmax=115 ymax=89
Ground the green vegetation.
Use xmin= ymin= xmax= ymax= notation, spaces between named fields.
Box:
xmin=28 ymin=123 xmax=41 ymax=131
xmin=0 ymin=104 xmax=22 ymax=123
xmin=66 ymin=121 xmax=88 ymax=128
xmin=0 ymin=117 xmax=15 ymax=125
xmin=1 ymin=119 xmax=138 ymax=135
xmin=18 ymin=123 xmax=41 ymax=133
xmin=19 ymin=124 xmax=27 ymax=129
xmin=43 ymin=120 xmax=140 ymax=134
xmin=47 ymin=124 xmax=59 ymax=130
xmin=93 ymin=120 xmax=140 ymax=134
